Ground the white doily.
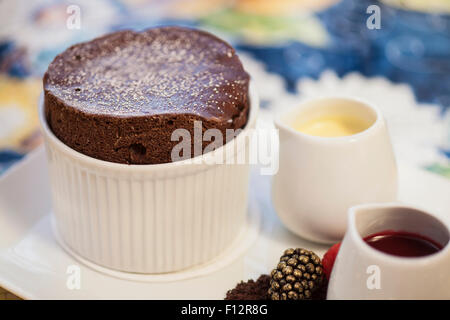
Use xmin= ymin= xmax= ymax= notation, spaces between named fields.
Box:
xmin=296 ymin=71 xmax=450 ymax=168
xmin=238 ymin=54 xmax=450 ymax=170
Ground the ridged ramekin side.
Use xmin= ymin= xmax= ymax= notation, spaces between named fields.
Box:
xmin=47 ymin=144 xmax=250 ymax=273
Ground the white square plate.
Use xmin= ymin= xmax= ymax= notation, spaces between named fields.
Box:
xmin=0 ymin=147 xmax=449 ymax=299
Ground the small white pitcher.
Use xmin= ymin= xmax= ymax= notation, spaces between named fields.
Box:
xmin=273 ymin=97 xmax=397 ymax=243
xmin=327 ymin=203 xmax=450 ymax=299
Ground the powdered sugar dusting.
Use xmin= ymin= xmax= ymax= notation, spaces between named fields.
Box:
xmin=44 ymin=26 xmax=249 ymax=119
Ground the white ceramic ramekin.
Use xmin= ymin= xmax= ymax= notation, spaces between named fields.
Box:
xmin=39 ymin=84 xmax=258 ymax=274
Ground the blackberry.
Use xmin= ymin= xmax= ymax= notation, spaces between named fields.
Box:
xmin=268 ymin=248 xmax=324 ymax=300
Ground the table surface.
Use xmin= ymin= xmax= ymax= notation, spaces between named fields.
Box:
xmin=0 ymin=287 xmax=20 ymax=300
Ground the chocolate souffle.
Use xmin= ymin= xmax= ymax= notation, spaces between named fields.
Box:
xmin=43 ymin=26 xmax=250 ymax=164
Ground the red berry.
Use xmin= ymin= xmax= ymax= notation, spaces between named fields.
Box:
xmin=322 ymin=242 xmax=341 ymax=280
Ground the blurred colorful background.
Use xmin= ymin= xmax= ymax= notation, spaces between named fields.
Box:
xmin=0 ymin=0 xmax=449 ymax=178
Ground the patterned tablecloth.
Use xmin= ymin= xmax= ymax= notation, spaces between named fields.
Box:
xmin=0 ymin=0 xmax=449 ymax=299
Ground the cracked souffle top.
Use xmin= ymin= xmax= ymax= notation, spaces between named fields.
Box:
xmin=43 ymin=26 xmax=250 ymax=164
